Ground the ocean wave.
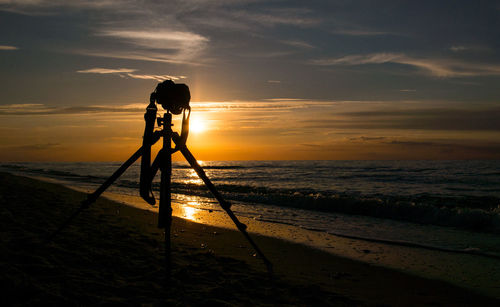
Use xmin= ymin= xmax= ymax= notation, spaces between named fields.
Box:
xmin=3 ymin=162 xmax=500 ymax=234
xmin=140 ymin=180 xmax=500 ymax=234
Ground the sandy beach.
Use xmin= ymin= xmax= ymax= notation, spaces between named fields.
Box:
xmin=1 ymin=172 xmax=498 ymax=306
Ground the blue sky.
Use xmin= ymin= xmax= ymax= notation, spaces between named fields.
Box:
xmin=1 ymin=0 xmax=499 ymax=160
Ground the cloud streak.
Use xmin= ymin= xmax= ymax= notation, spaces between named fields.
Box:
xmin=230 ymin=8 xmax=320 ymax=28
xmin=311 ymin=53 xmax=500 ymax=77
xmin=77 ymin=68 xmax=135 ymax=74
xmin=3 ymin=142 xmax=62 ymax=151
xmin=333 ymin=29 xmax=394 ymax=36
xmin=0 ymin=103 xmax=144 ymax=116
xmin=97 ymin=30 xmax=208 ymax=52
xmin=89 ymin=29 xmax=210 ymax=64
xmin=305 ymin=106 xmax=500 ymax=132
xmin=76 ymin=67 xmax=186 ymax=81
xmin=0 ymin=100 xmax=312 ymax=116
xmin=0 ymin=45 xmax=18 ymax=50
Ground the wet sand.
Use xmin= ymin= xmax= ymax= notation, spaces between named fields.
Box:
xmin=1 ymin=172 xmax=498 ymax=306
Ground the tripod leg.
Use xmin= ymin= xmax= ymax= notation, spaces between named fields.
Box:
xmin=172 ymin=133 xmax=273 ymax=273
xmin=47 ymin=132 xmax=162 ymax=242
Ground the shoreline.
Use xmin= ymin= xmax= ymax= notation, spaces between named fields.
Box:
xmin=19 ymin=172 xmax=500 ymax=299
xmin=1 ymin=172 xmax=499 ymax=305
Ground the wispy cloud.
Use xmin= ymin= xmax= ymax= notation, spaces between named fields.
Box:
xmin=0 ymin=45 xmax=18 ymax=50
xmin=450 ymin=46 xmax=468 ymax=52
xmin=0 ymin=0 xmax=135 ymax=15
xmin=0 ymin=103 xmax=144 ymax=116
xmin=0 ymin=100 xmax=313 ymax=116
xmin=231 ymin=8 xmax=321 ymax=28
xmin=267 ymin=80 xmax=281 ymax=84
xmin=96 ymin=30 xmax=208 ymax=52
xmin=449 ymin=45 xmax=492 ymax=53
xmin=94 ymin=29 xmax=209 ymax=63
xmin=3 ymin=142 xmax=62 ymax=151
xmin=239 ymin=50 xmax=296 ymax=58
xmin=305 ymin=106 xmax=500 ymax=132
xmin=333 ymin=29 xmax=394 ymax=36
xmin=1 ymin=1 xmax=210 ymax=64
xmin=313 ymin=53 xmax=400 ymax=65
xmin=75 ymin=50 xmax=206 ymax=65
xmin=126 ymin=73 xmax=186 ymax=81
xmin=76 ymin=67 xmax=186 ymax=81
xmin=77 ymin=68 xmax=135 ymax=74
xmin=280 ymin=40 xmax=315 ymax=49
xmin=311 ymin=53 xmax=500 ymax=77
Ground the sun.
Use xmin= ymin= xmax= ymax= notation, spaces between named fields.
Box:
xmin=190 ymin=116 xmax=207 ymax=133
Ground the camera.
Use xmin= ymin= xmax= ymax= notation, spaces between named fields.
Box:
xmin=153 ymin=80 xmax=190 ymax=114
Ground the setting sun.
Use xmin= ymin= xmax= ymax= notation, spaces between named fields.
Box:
xmin=189 ymin=116 xmax=207 ymax=133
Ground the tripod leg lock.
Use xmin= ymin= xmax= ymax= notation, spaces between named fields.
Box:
xmin=221 ymin=200 xmax=232 ymax=210
xmin=237 ymin=222 xmax=247 ymax=231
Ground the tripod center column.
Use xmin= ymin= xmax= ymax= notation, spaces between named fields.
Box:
xmin=159 ymin=112 xmax=172 ymax=228
xmin=158 ymin=112 xmax=173 ymax=273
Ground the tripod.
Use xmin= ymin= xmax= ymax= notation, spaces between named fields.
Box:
xmin=49 ymin=95 xmax=273 ymax=275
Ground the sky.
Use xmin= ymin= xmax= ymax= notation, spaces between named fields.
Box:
xmin=1 ymin=0 xmax=499 ymax=161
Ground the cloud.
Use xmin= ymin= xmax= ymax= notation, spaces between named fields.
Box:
xmin=96 ymin=30 xmax=208 ymax=51
xmin=239 ymin=50 xmax=296 ymax=58
xmin=77 ymin=68 xmax=136 ymax=74
xmin=0 ymin=100 xmax=309 ymax=116
xmin=230 ymin=8 xmax=321 ymax=28
xmin=94 ymin=29 xmax=209 ymax=63
xmin=76 ymin=67 xmax=186 ymax=81
xmin=267 ymin=80 xmax=281 ymax=84
xmin=0 ymin=103 xmax=144 ymax=115
xmin=0 ymin=0 xmax=135 ymax=15
xmin=312 ymin=53 xmax=402 ymax=65
xmin=0 ymin=45 xmax=18 ymax=50
xmin=2 ymin=0 xmax=319 ymax=66
xmin=76 ymin=29 xmax=210 ymax=65
xmin=305 ymin=106 xmax=500 ymax=132
xmin=126 ymin=73 xmax=186 ymax=81
xmin=450 ymin=46 xmax=467 ymax=52
xmin=333 ymin=29 xmax=394 ymax=36
xmin=349 ymin=136 xmax=387 ymax=142
xmin=75 ymin=50 xmax=204 ymax=65
xmin=1 ymin=1 xmax=210 ymax=64
xmin=4 ymin=142 xmax=62 ymax=151
xmin=280 ymin=40 xmax=315 ymax=49
xmin=311 ymin=53 xmax=500 ymax=77
xmin=449 ymin=45 xmax=492 ymax=53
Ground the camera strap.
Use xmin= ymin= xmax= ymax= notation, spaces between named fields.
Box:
xmin=172 ymin=106 xmax=191 ymax=152
xmin=139 ymin=100 xmax=158 ymax=205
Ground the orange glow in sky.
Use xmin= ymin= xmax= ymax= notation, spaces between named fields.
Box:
xmin=0 ymin=99 xmax=498 ymax=161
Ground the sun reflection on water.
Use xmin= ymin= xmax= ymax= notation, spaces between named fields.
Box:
xmin=181 ymin=169 xmax=203 ymax=184
xmin=178 ymin=200 xmax=203 ymax=222
xmin=182 ymin=205 xmax=197 ymax=221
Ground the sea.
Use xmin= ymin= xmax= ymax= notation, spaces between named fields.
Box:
xmin=2 ymin=160 xmax=500 ymax=295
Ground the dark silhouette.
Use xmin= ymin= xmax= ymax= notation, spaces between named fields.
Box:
xmin=49 ymin=80 xmax=273 ymax=275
